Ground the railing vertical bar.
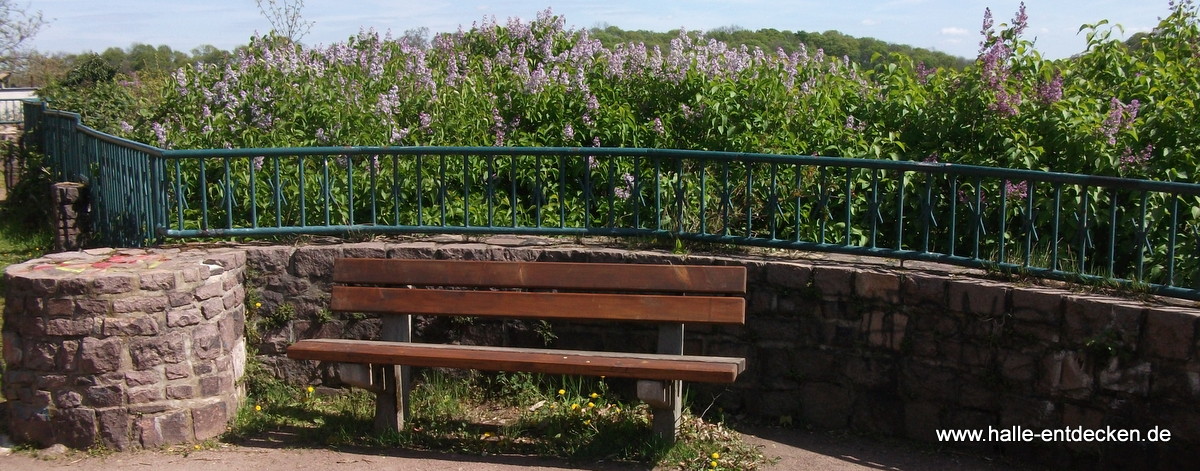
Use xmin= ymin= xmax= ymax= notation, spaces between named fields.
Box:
xmin=583 ymin=155 xmax=591 ymax=230
xmin=794 ymin=163 xmax=802 ymax=243
xmin=921 ymin=172 xmax=933 ymax=253
xmin=487 ymin=155 xmax=496 ymax=228
xmin=199 ymin=158 xmax=209 ymax=230
xmin=699 ymin=159 xmax=707 ymax=235
xmin=745 ymin=162 xmax=754 ymax=238
xmin=1078 ymin=188 xmax=1091 ymax=274
xmin=416 ymin=154 xmax=424 ymax=226
xmin=948 ymin=175 xmax=958 ymax=256
xmin=223 ymin=157 xmax=233 ymax=229
xmin=633 ymin=155 xmax=641 ymax=229
xmin=393 ymin=154 xmax=401 ymax=225
xmin=370 ymin=155 xmax=379 ymax=225
xmin=1051 ymin=184 xmax=1062 ymax=272
xmin=1023 ymin=181 xmax=1036 ymax=267
xmin=675 ymin=158 xmax=685 ymax=234
xmin=322 ymin=155 xmax=331 ymax=226
xmin=274 ymin=156 xmax=283 ymax=227
xmin=895 ymin=172 xmax=906 ymax=252
xmin=558 ymin=154 xmax=566 ymax=228
xmin=999 ymin=179 xmax=1008 ymax=266
xmin=869 ymin=169 xmax=880 ymax=249
xmin=607 ymin=156 xmax=615 ymax=228
xmin=439 ymin=155 xmax=447 ymax=227
xmin=721 ymin=160 xmax=731 ymax=236
xmin=250 ymin=158 xmax=258 ymax=228
xmin=768 ymin=163 xmax=778 ymax=240
xmin=843 ymin=167 xmax=852 ymax=246
xmin=972 ymin=177 xmax=983 ymax=261
xmin=299 ymin=155 xmax=307 ymax=227
xmin=1107 ymin=189 xmax=1118 ymax=278
xmin=1136 ymin=191 xmax=1148 ymax=282
xmin=464 ymin=154 xmax=472 ymax=227
xmin=510 ymin=155 xmax=517 ymax=227
xmin=345 ymin=155 xmax=354 ymax=226
xmin=818 ymin=167 xmax=827 ymax=244
xmin=655 ymin=157 xmax=663 ymax=232
xmin=174 ymin=160 xmax=184 ymax=231
xmin=1167 ymin=194 xmax=1179 ymax=286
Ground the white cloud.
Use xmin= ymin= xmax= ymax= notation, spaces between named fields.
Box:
xmin=941 ymin=26 xmax=968 ymax=35
xmin=862 ymin=18 xmax=880 ymax=26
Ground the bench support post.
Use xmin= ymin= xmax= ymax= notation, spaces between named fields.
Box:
xmin=650 ymin=323 xmax=684 ymax=442
xmin=374 ymin=314 xmax=412 ymax=433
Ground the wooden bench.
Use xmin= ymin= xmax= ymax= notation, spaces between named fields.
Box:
xmin=285 ymin=258 xmax=747 ymax=440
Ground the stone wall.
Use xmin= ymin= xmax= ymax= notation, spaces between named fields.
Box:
xmin=241 ymin=238 xmax=1199 ymax=469
xmin=3 ymin=248 xmax=247 ymax=450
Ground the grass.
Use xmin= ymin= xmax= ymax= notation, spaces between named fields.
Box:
xmin=226 ymin=366 xmax=774 ymax=470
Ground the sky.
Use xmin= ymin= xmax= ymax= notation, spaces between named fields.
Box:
xmin=28 ymin=1 xmax=1171 ymax=60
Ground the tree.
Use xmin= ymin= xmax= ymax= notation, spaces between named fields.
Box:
xmin=0 ymin=0 xmax=46 ymax=71
xmin=255 ymin=0 xmax=313 ymax=42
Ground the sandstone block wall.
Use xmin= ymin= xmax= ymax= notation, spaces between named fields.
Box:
xmin=239 ymin=239 xmax=1200 ymax=469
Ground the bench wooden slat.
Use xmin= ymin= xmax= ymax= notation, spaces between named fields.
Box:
xmin=330 ymin=286 xmax=746 ymax=324
xmin=332 ymin=259 xmax=747 ymax=295
xmin=287 ymin=339 xmax=746 ymax=383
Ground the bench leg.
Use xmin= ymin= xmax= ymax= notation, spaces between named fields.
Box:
xmin=375 ymin=314 xmax=413 ymax=433
xmin=374 ymin=364 xmax=411 ymax=433
xmin=638 ymin=379 xmax=682 ymax=442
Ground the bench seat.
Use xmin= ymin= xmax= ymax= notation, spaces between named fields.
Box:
xmin=287 ymin=339 xmax=747 ymax=383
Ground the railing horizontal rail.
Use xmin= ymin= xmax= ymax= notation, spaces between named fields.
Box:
xmin=24 ymin=100 xmax=1200 ymax=301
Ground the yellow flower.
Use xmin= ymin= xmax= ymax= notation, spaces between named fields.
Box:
xmin=589 ymin=392 xmax=599 ymax=399
xmin=194 ymin=445 xmax=201 ymax=450
xmin=614 ymin=407 xmax=621 ymax=414
xmin=711 ymin=452 xmax=720 ymax=459
xmin=306 ymin=386 xmax=315 ymax=394
xmin=483 ymin=432 xmax=492 ymax=438
xmin=710 ymin=460 xmax=718 ymax=468
xmin=557 ymin=389 xmax=566 ymax=395
xmin=571 ymin=403 xmax=580 ymax=410
xmin=583 ymin=420 xmax=591 ymax=425
xmin=587 ymin=402 xmax=595 ymax=408
xmin=255 ymin=404 xmax=261 ymax=412
xmin=255 ymin=302 xmax=262 ymax=308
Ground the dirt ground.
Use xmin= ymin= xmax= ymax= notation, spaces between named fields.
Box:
xmin=0 ymin=426 xmax=1017 ymax=471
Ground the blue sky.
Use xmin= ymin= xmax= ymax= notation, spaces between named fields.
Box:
xmin=30 ymin=1 xmax=1168 ymax=60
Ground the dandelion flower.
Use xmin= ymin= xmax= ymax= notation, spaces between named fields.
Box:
xmin=255 ymin=404 xmax=261 ymax=412
xmin=557 ymin=389 xmax=565 ymax=395
xmin=587 ymin=402 xmax=595 ymax=408
xmin=712 ymin=452 xmax=720 ymax=459
xmin=571 ymin=403 xmax=580 ymax=410
xmin=589 ymin=392 xmax=599 ymax=399
xmin=307 ymin=386 xmax=315 ymax=394
xmin=583 ymin=420 xmax=591 ymax=425
xmin=255 ymin=302 xmax=262 ymax=308
xmin=710 ymin=460 xmax=718 ymax=468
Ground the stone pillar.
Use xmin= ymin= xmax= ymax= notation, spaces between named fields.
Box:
xmin=50 ymin=182 xmax=88 ymax=252
xmin=3 ymin=248 xmax=247 ymax=450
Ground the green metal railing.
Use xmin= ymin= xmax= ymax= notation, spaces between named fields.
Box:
xmin=24 ymin=101 xmax=1200 ymax=300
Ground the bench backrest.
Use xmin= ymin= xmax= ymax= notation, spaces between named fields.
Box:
xmin=330 ymin=259 xmax=747 ymax=325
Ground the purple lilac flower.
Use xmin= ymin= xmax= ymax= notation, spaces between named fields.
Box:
xmin=1012 ymin=2 xmax=1029 ymax=36
xmin=252 ymin=156 xmax=265 ymax=171
xmin=119 ymin=121 xmax=134 ymax=134
xmin=615 ymin=172 xmax=635 ymax=199
xmin=652 ymin=117 xmax=665 ymax=136
xmin=391 ymin=127 xmax=410 ymax=144
xmin=419 ymin=112 xmax=433 ymax=132
xmin=1119 ymin=144 xmax=1154 ymax=173
xmin=991 ymin=89 xmax=1021 ymax=117
xmin=1101 ymin=98 xmax=1140 ymax=145
xmin=915 ymin=62 xmax=934 ymax=84
xmin=923 ymin=152 xmax=940 ymax=163
xmin=563 ymin=123 xmax=575 ymax=141
xmin=1036 ymin=72 xmax=1064 ymax=104
xmin=152 ymin=122 xmax=168 ymax=148
xmin=844 ymin=115 xmax=867 ymax=132
xmin=1004 ymin=180 xmax=1028 ymax=201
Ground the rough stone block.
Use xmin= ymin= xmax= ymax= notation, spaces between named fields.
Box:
xmin=97 ymin=408 xmax=131 ymax=451
xmin=164 ymin=363 xmax=191 ymax=380
xmin=24 ymin=341 xmax=58 ymax=370
xmin=3 ymin=330 xmax=23 ymax=366
xmin=1098 ymin=358 xmax=1151 ymax=396
xmin=222 ymin=285 xmax=244 ymax=310
xmin=55 ymin=390 xmax=83 ymax=409
xmin=204 ymin=249 xmax=247 ymax=270
xmin=56 ymin=340 xmax=80 ymax=372
xmin=201 ymin=297 xmax=226 ymax=319
xmin=46 ymin=297 xmax=75 ymax=317
xmin=112 ymin=296 xmax=169 ymax=314
xmin=1039 ymin=351 xmax=1093 ymax=398
xmin=811 ymin=265 xmax=855 ymax=298
xmin=291 ymin=246 xmax=341 ymax=279
xmin=168 ymin=291 xmax=194 ymax=308
xmin=1063 ymin=299 xmax=1143 ymax=347
xmin=125 ymin=370 xmax=161 ymax=387
xmin=130 ymin=332 xmax=187 ymax=369
xmin=199 ymin=373 xmax=232 ymax=396
xmin=102 ymin=317 xmax=161 ymax=336
xmin=85 ymin=385 xmax=124 ymax=408
xmin=79 ymin=337 xmax=122 ymax=373
xmin=1011 ymin=288 xmax=1064 ymax=324
xmin=128 ymin=386 xmax=164 ymax=404
xmin=855 ymin=271 xmax=900 ymax=303
xmin=1141 ymin=307 xmax=1196 ymax=360
xmin=166 ymin=384 xmax=195 ymax=400
xmin=341 ymin=242 xmax=388 ymax=259
xmin=193 ymin=323 xmax=222 ymax=360
xmin=75 ymin=298 xmax=111 ymax=317
xmin=139 ymin=271 xmax=177 ymax=291
xmin=194 ymin=280 xmax=224 ymax=301
xmin=765 ymin=262 xmax=812 ymax=289
xmin=53 ymin=407 xmax=97 ymax=449
xmin=92 ymin=273 xmax=138 ymax=294
xmin=167 ymin=308 xmax=203 ymax=327
xmin=192 ymin=401 xmax=229 ymax=441
xmin=948 ymin=280 xmax=1009 ymax=315
xmin=46 ymin=317 xmax=96 ymax=336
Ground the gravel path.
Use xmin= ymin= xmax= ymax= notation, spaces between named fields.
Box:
xmin=0 ymin=426 xmax=1017 ymax=471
